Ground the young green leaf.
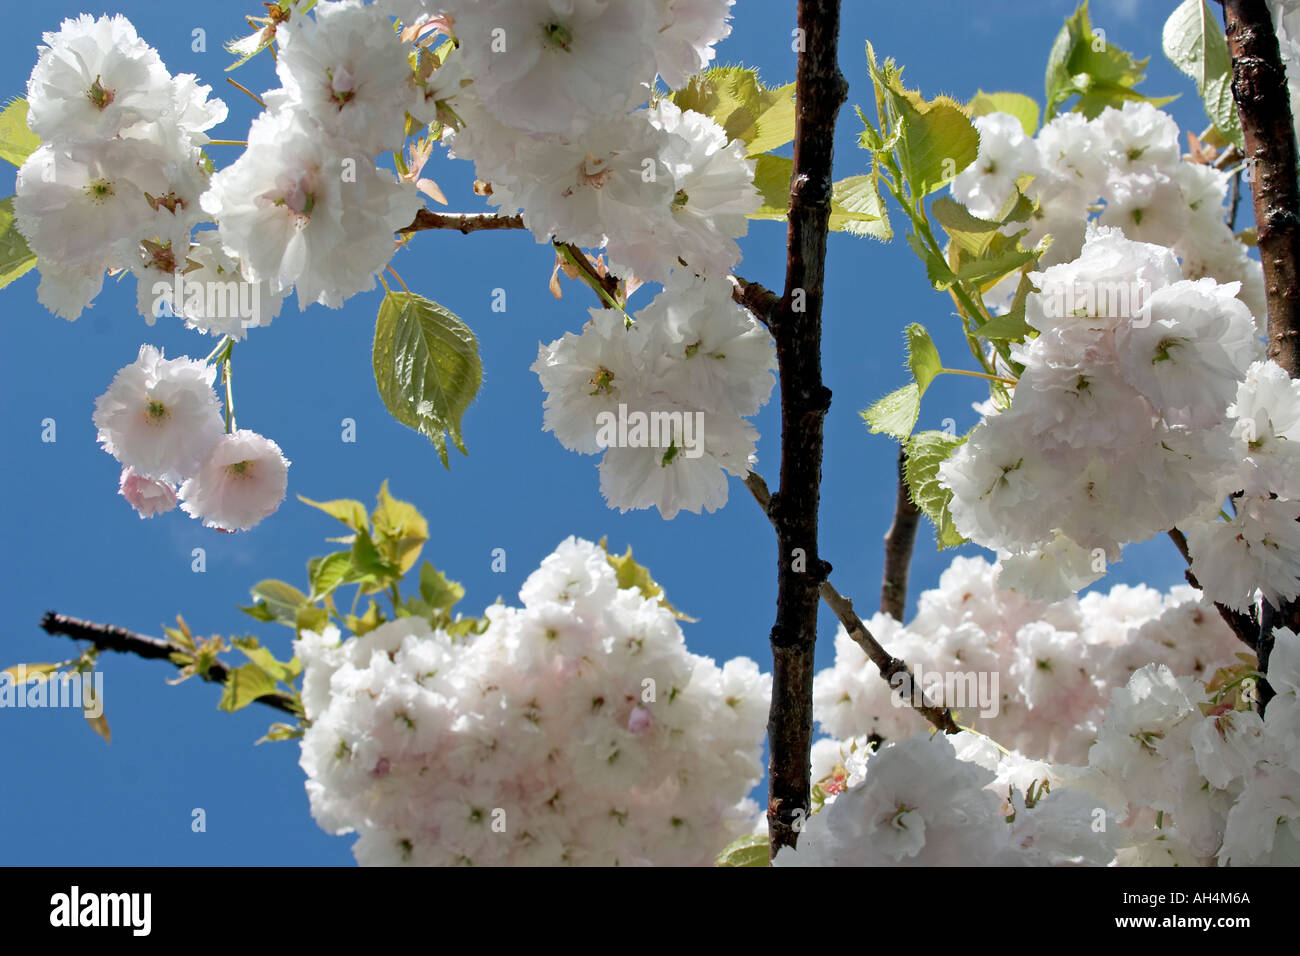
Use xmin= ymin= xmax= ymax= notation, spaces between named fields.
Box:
xmin=297 ymin=495 xmax=370 ymax=533
xmin=968 ymin=90 xmax=1041 ymax=136
xmin=1044 ymin=0 xmax=1173 ymax=118
xmin=419 ymin=561 xmax=465 ymax=612
xmin=1162 ymin=0 xmax=1244 ymax=149
xmin=247 ymin=580 xmax=309 ymax=626
xmin=218 ymin=661 xmax=280 ymax=712
xmin=904 ymin=430 xmax=968 ymax=549
xmin=0 ymin=197 xmax=37 ymax=291
xmin=905 ymin=323 xmax=942 ymax=395
xmin=862 ymin=383 xmax=921 ymax=440
xmin=373 ymin=292 xmax=481 ymax=468
xmin=829 ymin=174 xmax=891 ymax=239
xmin=716 ymin=832 xmax=769 ymax=866
xmin=0 ymin=98 xmax=40 ymax=167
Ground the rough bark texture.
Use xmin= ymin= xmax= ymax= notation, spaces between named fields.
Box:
xmin=399 ymin=210 xmax=526 ymax=234
xmin=1224 ymin=0 xmax=1300 ymax=373
xmin=1223 ymin=0 xmax=1300 ymax=712
xmin=760 ymin=0 xmax=849 ymax=860
xmin=880 ymin=445 xmax=920 ymax=621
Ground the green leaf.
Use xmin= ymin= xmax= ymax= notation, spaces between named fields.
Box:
xmin=748 ymin=154 xmax=792 ymax=219
xmin=346 ymin=600 xmax=384 ymax=637
xmin=896 ymin=95 xmax=980 ymax=197
xmin=247 ymin=580 xmax=309 ymax=627
xmin=1044 ymin=1 xmax=1172 ymax=119
xmin=1 ymin=662 xmax=66 ymax=685
xmin=0 ymin=197 xmax=37 ymax=291
xmin=351 ymin=527 xmax=401 ymax=587
xmin=670 ymin=67 xmax=796 ymax=155
xmin=256 ymin=722 xmax=304 ymax=745
xmin=295 ymin=606 xmax=330 ymax=635
xmin=905 ymin=323 xmax=942 ymax=395
xmin=419 ymin=562 xmax=465 ymax=612
xmin=373 ymin=292 xmax=481 ymax=468
xmin=931 ymin=197 xmax=1004 ymax=257
xmin=716 ymin=832 xmax=769 ymax=867
xmin=217 ymin=661 xmax=280 ymax=712
xmin=975 ymin=308 xmax=1032 ymax=341
xmin=238 ymin=601 xmax=277 ymax=623
xmin=297 ymin=495 xmax=369 ymax=533
xmin=829 ymin=174 xmax=891 ymax=240
xmin=235 ymin=640 xmax=294 ymax=682
xmin=602 ymin=541 xmax=696 ymax=621
xmin=860 ymin=42 xmax=979 ymax=196
xmin=862 ymin=383 xmax=921 ymax=440
xmin=372 ymin=480 xmax=428 ymax=574
xmin=904 ymin=430 xmax=968 ymax=549
xmin=906 ymin=230 xmax=955 ymax=289
xmin=1162 ymin=0 xmax=1243 ymax=150
xmin=307 ymin=551 xmax=356 ymax=601
xmin=968 ymin=90 xmax=1040 ymax=136
xmin=0 ymin=98 xmax=40 ymax=167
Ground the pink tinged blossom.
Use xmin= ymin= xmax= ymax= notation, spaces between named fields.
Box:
xmin=627 ymin=705 xmax=653 ymax=734
xmin=179 ymin=429 xmax=290 ymax=532
xmin=118 ymin=466 xmax=177 ymax=518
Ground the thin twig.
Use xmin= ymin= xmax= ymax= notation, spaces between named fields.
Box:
xmin=1167 ymin=529 xmax=1259 ymax=650
xmin=745 ymin=473 xmax=960 ymax=736
xmin=880 ymin=444 xmax=920 ymax=620
xmin=730 ymin=276 xmax=781 ymax=330
xmin=398 ymin=209 xmax=525 ymax=235
xmin=38 ymin=612 xmax=298 ymax=716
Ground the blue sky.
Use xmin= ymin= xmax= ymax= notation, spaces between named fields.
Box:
xmin=0 ymin=0 xmax=1214 ymax=865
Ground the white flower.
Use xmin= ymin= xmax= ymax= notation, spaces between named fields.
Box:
xmin=497 ymin=110 xmax=673 ymax=251
xmin=951 ymin=113 xmax=1042 ymax=219
xmin=118 ymin=467 xmax=178 ymax=518
xmin=1095 ymin=101 xmax=1181 ymax=178
xmin=451 ymin=0 xmax=657 ymax=135
xmin=25 ymin=14 xmax=173 ymax=143
xmin=173 ymin=231 xmax=285 ymax=339
xmin=265 ymin=0 xmax=416 ymax=155
xmin=636 ymin=276 xmax=775 ymax=417
xmin=92 ymin=345 xmax=225 ymax=482
xmin=1186 ymin=497 xmax=1300 ymax=612
xmin=615 ymin=100 xmax=759 ymax=282
xmin=200 ymin=109 xmax=418 ymax=309
xmin=15 ymin=141 xmax=166 ymax=272
xmin=997 ymin=535 xmax=1105 ymax=605
xmin=179 ymin=429 xmax=290 ymax=532
xmin=653 ymin=0 xmax=735 ymax=89
xmin=1229 ymin=359 xmax=1300 ymax=499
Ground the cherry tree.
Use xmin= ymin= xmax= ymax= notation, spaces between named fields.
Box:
xmin=6 ymin=0 xmax=1300 ymax=866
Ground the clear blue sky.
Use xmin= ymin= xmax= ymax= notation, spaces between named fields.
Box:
xmin=0 ymin=0 xmax=1209 ymax=865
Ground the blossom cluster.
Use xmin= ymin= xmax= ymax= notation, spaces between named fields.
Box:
xmin=14 ymin=14 xmax=268 ymax=328
xmin=812 ymin=554 xmax=1241 ymax=765
xmin=436 ymin=0 xmax=755 ymax=284
xmin=797 ymin=557 xmax=1300 ymax=866
xmin=935 ymin=225 xmax=1296 ymax=608
xmin=531 ymin=276 xmax=776 ymax=518
xmin=952 ymin=102 xmax=1264 ymax=320
xmin=94 ymin=345 xmax=289 ymax=531
xmin=296 ymin=536 xmax=769 ymax=865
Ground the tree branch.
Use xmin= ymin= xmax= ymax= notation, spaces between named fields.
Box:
xmin=730 ymin=275 xmax=781 ymax=330
xmin=38 ymin=612 xmax=299 ymax=716
xmin=880 ymin=444 xmax=920 ymax=620
xmin=398 ymin=209 xmax=526 ymax=235
xmin=1224 ymin=0 xmax=1300 ymax=370
xmin=756 ymin=0 xmax=849 ymax=859
xmin=1167 ymin=529 xmax=1260 ymax=650
xmin=745 ymin=473 xmax=960 ymax=736
xmin=1223 ymin=0 xmax=1300 ymax=711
